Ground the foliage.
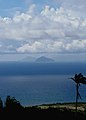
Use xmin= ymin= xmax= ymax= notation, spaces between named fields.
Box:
xmin=4 ymin=95 xmax=23 ymax=113
xmin=0 ymin=95 xmax=85 ymax=119
xmin=70 ymin=73 xmax=86 ymax=114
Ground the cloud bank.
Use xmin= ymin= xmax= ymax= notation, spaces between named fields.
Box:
xmin=0 ymin=2 xmax=86 ymax=53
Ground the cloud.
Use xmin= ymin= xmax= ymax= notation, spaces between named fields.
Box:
xmin=16 ymin=40 xmax=86 ymax=53
xmin=55 ymin=0 xmax=86 ymax=17
xmin=0 ymin=4 xmax=86 ymax=53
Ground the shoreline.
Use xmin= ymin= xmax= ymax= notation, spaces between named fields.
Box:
xmin=27 ymin=102 xmax=86 ymax=111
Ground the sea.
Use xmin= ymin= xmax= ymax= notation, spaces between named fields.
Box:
xmin=0 ymin=62 xmax=86 ymax=106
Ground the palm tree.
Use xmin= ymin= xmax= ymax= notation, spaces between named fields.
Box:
xmin=70 ymin=73 xmax=86 ymax=112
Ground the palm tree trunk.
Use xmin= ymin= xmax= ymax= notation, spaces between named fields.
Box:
xmin=76 ymin=83 xmax=78 ymax=112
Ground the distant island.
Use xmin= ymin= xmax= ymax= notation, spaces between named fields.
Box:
xmin=35 ymin=56 xmax=55 ymax=63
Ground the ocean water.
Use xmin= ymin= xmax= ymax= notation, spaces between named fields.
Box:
xmin=0 ymin=62 xmax=86 ymax=106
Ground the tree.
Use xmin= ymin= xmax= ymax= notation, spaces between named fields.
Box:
xmin=4 ymin=95 xmax=23 ymax=112
xmin=0 ymin=97 xmax=3 ymax=112
xmin=70 ymin=73 xmax=86 ymax=112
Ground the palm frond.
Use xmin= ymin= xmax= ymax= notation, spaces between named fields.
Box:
xmin=71 ymin=73 xmax=86 ymax=84
xmin=70 ymin=77 xmax=75 ymax=81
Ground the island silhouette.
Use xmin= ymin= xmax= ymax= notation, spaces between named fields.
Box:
xmin=35 ymin=56 xmax=55 ymax=63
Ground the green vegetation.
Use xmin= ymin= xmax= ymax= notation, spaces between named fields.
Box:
xmin=0 ymin=95 xmax=86 ymax=119
xmin=0 ymin=73 xmax=86 ymax=119
xmin=70 ymin=73 xmax=86 ymax=113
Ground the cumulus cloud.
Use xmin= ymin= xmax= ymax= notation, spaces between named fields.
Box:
xmin=0 ymin=3 xmax=86 ymax=53
xmin=16 ymin=40 xmax=86 ymax=53
xmin=55 ymin=0 xmax=86 ymax=17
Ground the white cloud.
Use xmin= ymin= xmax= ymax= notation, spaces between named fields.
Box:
xmin=0 ymin=4 xmax=86 ymax=53
xmin=55 ymin=0 xmax=86 ymax=17
xmin=13 ymin=13 xmax=32 ymax=23
xmin=16 ymin=41 xmax=44 ymax=53
xmin=16 ymin=39 xmax=86 ymax=53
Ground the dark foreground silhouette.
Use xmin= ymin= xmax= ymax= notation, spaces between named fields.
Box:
xmin=0 ymin=96 xmax=86 ymax=120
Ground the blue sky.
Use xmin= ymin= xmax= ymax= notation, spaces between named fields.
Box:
xmin=0 ymin=0 xmax=86 ymax=61
xmin=0 ymin=0 xmax=58 ymax=17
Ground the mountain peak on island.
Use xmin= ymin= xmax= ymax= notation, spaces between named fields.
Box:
xmin=35 ymin=56 xmax=55 ymax=63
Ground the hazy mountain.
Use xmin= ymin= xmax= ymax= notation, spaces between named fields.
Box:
xmin=21 ymin=56 xmax=35 ymax=62
xmin=35 ymin=56 xmax=55 ymax=63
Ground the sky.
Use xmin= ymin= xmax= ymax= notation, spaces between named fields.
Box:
xmin=0 ymin=0 xmax=86 ymax=61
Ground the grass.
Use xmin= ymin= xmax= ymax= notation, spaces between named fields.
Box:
xmin=32 ymin=102 xmax=86 ymax=111
xmin=1 ymin=95 xmax=86 ymax=119
xmin=22 ymin=102 xmax=86 ymax=120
